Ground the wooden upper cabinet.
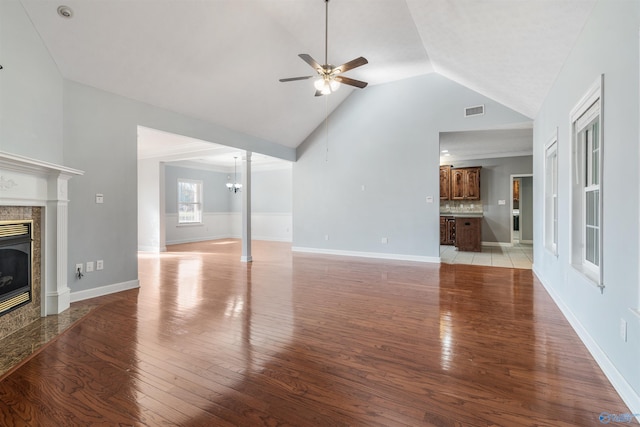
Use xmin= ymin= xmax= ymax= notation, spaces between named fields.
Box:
xmin=451 ymin=167 xmax=481 ymax=200
xmin=439 ymin=165 xmax=451 ymax=200
xmin=450 ymin=169 xmax=465 ymax=200
xmin=513 ymin=179 xmax=520 ymax=202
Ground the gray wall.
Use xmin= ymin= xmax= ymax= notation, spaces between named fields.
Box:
xmin=63 ymin=81 xmax=295 ymax=293
xmin=0 ymin=0 xmax=63 ymax=163
xmin=533 ymin=0 xmax=639 ymax=406
xmin=165 ymin=165 xmax=292 ymax=214
xmin=165 ymin=165 xmax=231 ymax=213
xmin=293 ymin=73 xmax=531 ymax=259
xmin=443 ymin=156 xmax=533 ymax=244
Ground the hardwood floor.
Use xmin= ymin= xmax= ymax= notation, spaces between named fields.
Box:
xmin=0 ymin=239 xmax=634 ymax=426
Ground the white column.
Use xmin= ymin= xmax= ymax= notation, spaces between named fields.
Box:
xmin=159 ymin=162 xmax=167 ymax=252
xmin=43 ymin=172 xmax=73 ymax=315
xmin=241 ymin=151 xmax=252 ymax=262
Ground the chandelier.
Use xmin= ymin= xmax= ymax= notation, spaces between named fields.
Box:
xmin=226 ymin=156 xmax=242 ymax=193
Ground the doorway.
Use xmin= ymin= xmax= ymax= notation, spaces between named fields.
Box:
xmin=511 ymin=174 xmax=533 ymax=245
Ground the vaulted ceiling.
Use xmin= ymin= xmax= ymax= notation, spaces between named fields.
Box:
xmin=21 ymin=0 xmax=596 ymax=149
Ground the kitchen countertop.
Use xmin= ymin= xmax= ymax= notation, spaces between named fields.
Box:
xmin=440 ymin=212 xmax=484 ymax=218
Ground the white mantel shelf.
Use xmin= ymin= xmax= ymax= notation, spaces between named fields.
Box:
xmin=0 ymin=151 xmax=84 ymax=316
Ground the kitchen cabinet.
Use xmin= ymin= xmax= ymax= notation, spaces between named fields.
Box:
xmin=439 ymin=165 xmax=451 ymax=200
xmin=455 ymin=217 xmax=481 ymax=252
xmin=439 ymin=216 xmax=456 ymax=245
xmin=451 ymin=167 xmax=481 ymax=200
xmin=513 ymin=179 xmax=520 ymax=202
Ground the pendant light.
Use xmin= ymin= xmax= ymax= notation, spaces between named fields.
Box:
xmin=226 ymin=156 xmax=242 ymax=193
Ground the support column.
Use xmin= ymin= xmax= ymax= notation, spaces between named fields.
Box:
xmin=43 ymin=173 xmax=73 ymax=315
xmin=241 ymin=151 xmax=252 ymax=262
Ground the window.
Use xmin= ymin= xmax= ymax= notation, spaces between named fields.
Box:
xmin=544 ymin=134 xmax=558 ymax=255
xmin=178 ymin=179 xmax=203 ymax=224
xmin=570 ymin=75 xmax=603 ymax=287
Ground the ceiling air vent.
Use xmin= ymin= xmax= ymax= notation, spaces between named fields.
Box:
xmin=464 ymin=105 xmax=485 ymax=117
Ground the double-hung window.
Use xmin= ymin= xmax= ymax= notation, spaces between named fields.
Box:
xmin=178 ymin=179 xmax=203 ymax=224
xmin=544 ymin=134 xmax=558 ymax=255
xmin=570 ymin=75 xmax=603 ymax=286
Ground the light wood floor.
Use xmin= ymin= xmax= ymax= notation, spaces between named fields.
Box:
xmin=0 ymin=239 xmax=633 ymax=426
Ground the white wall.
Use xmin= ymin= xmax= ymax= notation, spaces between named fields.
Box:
xmin=533 ymin=0 xmax=640 ymax=412
xmin=293 ymin=73 xmax=531 ymax=261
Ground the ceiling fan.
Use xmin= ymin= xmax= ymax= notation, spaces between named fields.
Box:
xmin=279 ymin=0 xmax=368 ymax=96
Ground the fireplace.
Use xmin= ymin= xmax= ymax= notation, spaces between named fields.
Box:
xmin=0 ymin=151 xmax=83 ymax=339
xmin=0 ymin=221 xmax=32 ymax=315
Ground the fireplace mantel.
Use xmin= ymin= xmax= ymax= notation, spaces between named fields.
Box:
xmin=0 ymin=151 xmax=84 ymax=316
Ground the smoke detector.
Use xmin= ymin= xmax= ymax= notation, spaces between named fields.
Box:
xmin=57 ymin=5 xmax=73 ymax=18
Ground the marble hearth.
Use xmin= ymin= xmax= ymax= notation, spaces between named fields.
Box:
xmin=0 ymin=152 xmax=83 ymax=339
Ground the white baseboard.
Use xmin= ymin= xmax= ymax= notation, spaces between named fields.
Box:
xmin=532 ymin=266 xmax=640 ymax=417
xmin=481 ymin=241 xmax=514 ymax=247
xmin=138 ymin=245 xmax=161 ymax=252
xmin=292 ymin=246 xmax=440 ymax=263
xmin=70 ymin=279 xmax=140 ymax=303
xmin=166 ymin=234 xmax=232 ymax=246
xmin=520 ymin=239 xmax=533 ymax=244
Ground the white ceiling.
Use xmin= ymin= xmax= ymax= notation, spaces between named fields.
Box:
xmin=21 ymin=0 xmax=595 ymax=150
xmin=137 ymin=126 xmax=290 ymax=171
xmin=440 ymin=128 xmax=533 ymax=163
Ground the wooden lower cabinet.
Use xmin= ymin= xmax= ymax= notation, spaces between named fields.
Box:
xmin=439 ymin=216 xmax=456 ymax=245
xmin=455 ymin=217 xmax=481 ymax=252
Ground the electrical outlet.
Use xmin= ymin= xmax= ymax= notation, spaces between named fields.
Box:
xmin=75 ymin=263 xmax=83 ymax=279
xmin=96 ymin=260 xmax=104 ymax=270
xmin=86 ymin=261 xmax=94 ymax=272
xmin=620 ymin=318 xmax=628 ymax=342
xmin=381 ymin=237 xmax=388 ymax=244
xmin=325 ymin=234 xmax=329 ymax=241
xmin=95 ymin=193 xmax=104 ymax=204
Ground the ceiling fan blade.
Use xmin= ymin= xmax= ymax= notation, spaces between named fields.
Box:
xmin=334 ymin=57 xmax=368 ymax=74
xmin=334 ymin=75 xmax=368 ymax=89
xmin=299 ymin=54 xmax=324 ymax=73
xmin=279 ymin=76 xmax=314 ymax=82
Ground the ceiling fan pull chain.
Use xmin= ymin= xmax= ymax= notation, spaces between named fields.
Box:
xmin=325 ymin=0 xmax=329 ymax=66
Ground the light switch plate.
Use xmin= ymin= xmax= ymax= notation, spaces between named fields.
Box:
xmin=498 ymin=200 xmax=506 ymax=205
xmin=96 ymin=193 xmax=104 ymax=204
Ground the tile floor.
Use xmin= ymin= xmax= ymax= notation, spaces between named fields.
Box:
xmin=440 ymin=242 xmax=533 ymax=269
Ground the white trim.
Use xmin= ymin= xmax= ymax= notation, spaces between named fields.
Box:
xmin=70 ymin=279 xmax=140 ymax=303
xmin=544 ymin=130 xmax=558 ymax=256
xmin=481 ymin=241 xmax=514 ymax=247
xmin=166 ymin=234 xmax=232 ymax=245
xmin=292 ymin=246 xmax=440 ymax=263
xmin=569 ymin=75 xmax=604 ymax=288
xmin=519 ymin=239 xmax=533 ymax=244
xmin=532 ymin=267 xmax=640 ymax=418
xmin=510 ymin=173 xmax=533 ymax=246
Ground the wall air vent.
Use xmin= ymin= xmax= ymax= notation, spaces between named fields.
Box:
xmin=464 ymin=105 xmax=485 ymax=117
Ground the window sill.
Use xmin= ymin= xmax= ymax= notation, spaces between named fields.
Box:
xmin=570 ymin=263 xmax=602 ymax=290
xmin=177 ymin=223 xmax=204 ymax=228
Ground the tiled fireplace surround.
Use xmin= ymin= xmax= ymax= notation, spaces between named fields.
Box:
xmin=0 ymin=152 xmax=83 ymax=340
